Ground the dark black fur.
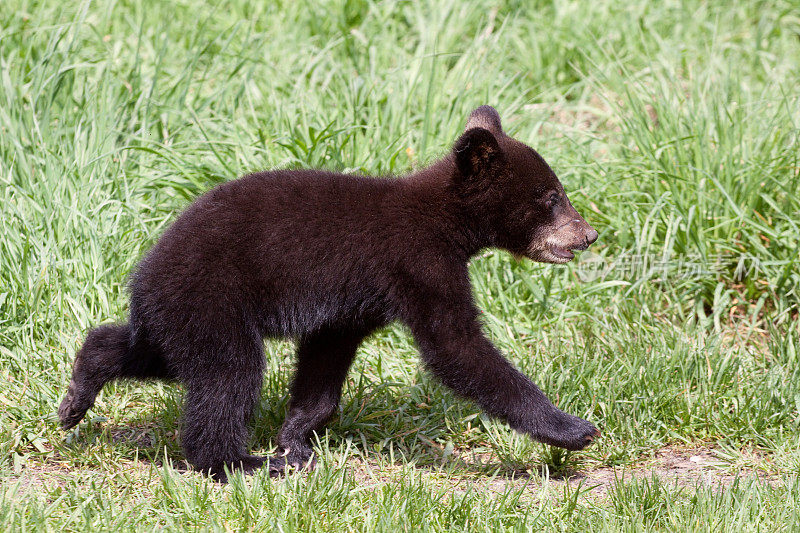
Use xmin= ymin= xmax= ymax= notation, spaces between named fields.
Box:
xmin=60 ymin=106 xmax=600 ymax=481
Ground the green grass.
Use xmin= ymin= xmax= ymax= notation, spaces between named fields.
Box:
xmin=1 ymin=0 xmax=799 ymax=530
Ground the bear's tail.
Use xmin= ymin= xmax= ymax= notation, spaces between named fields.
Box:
xmin=58 ymin=323 xmax=169 ymax=429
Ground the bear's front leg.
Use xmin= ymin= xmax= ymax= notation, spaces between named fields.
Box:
xmin=403 ymin=289 xmax=599 ymax=451
xmin=271 ymin=328 xmax=369 ymax=476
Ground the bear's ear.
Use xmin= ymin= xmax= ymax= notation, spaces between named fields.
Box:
xmin=464 ymin=105 xmax=503 ymax=135
xmin=453 ymin=127 xmax=503 ymax=181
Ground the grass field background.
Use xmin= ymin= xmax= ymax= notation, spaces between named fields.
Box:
xmin=1 ymin=0 xmax=799 ymax=530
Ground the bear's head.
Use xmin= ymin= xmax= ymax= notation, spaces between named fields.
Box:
xmin=453 ymin=105 xmax=598 ymax=263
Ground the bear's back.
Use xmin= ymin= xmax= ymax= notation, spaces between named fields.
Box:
xmin=130 ymin=170 xmax=403 ymax=339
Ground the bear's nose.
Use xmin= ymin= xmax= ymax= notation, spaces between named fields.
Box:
xmin=585 ymin=227 xmax=599 ymax=245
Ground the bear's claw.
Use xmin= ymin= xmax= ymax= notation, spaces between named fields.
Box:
xmin=210 ymin=455 xmax=267 ymax=483
xmin=267 ymin=447 xmax=316 ymax=477
xmin=532 ymin=411 xmax=601 ymax=451
xmin=58 ymin=385 xmax=92 ymax=430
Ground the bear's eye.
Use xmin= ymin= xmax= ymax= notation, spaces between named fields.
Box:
xmin=545 ymin=192 xmax=559 ymax=209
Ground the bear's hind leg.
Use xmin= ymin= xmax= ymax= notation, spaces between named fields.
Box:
xmin=180 ymin=340 xmax=266 ymax=482
xmin=270 ymin=327 xmax=368 ymax=476
xmin=60 ymin=324 xmax=170 ymax=429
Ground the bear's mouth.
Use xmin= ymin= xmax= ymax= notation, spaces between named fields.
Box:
xmin=548 ymin=245 xmax=575 ymax=261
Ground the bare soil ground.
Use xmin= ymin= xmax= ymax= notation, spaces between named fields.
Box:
xmin=347 ymin=444 xmax=782 ymax=500
xmin=8 ymin=443 xmax=782 ymax=502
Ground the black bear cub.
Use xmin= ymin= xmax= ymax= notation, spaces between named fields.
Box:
xmin=60 ymin=106 xmax=600 ymax=481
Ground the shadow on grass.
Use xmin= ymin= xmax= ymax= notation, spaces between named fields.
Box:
xmin=55 ymin=369 xmax=594 ymax=483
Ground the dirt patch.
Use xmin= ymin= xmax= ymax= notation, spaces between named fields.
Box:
xmin=6 ymin=443 xmax=783 ymax=501
xmin=559 ymin=445 xmax=780 ymax=498
xmin=346 ymin=444 xmax=783 ymax=500
xmin=7 ymin=462 xmax=73 ymax=495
